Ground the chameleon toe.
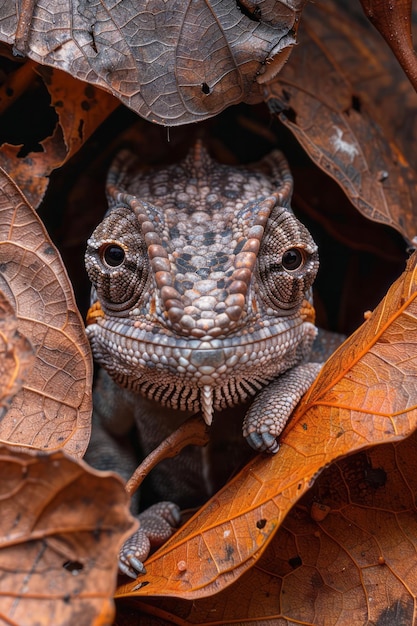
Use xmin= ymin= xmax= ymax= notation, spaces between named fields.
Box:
xmin=245 ymin=430 xmax=280 ymax=453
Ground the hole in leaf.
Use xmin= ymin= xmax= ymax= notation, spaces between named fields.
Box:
xmin=256 ymin=518 xmax=267 ymax=529
xmin=351 ymin=95 xmax=361 ymax=112
xmin=89 ymin=27 xmax=98 ymax=53
xmin=0 ymin=69 xmax=58 ymax=157
xmin=281 ymin=106 xmax=297 ymax=124
xmin=78 ymin=118 xmax=85 ymax=141
xmin=201 ymin=82 xmax=211 ymax=95
xmin=288 ymin=556 xmax=302 ymax=569
xmin=236 ymin=0 xmax=261 ymax=21
xmin=63 ymin=560 xmax=84 ymax=574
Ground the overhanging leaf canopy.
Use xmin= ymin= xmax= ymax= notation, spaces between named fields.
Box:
xmin=0 ymin=0 xmax=306 ymax=125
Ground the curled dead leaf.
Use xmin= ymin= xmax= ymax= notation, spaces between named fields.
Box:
xmin=0 ymin=61 xmax=118 ymax=207
xmin=124 ymin=430 xmax=417 ymax=624
xmin=0 ymin=165 xmax=93 ymax=457
xmin=359 ymin=0 xmax=417 ymax=94
xmin=0 ymin=0 xmax=306 ymax=125
xmin=264 ymin=2 xmax=417 ymax=243
xmin=0 ymin=444 xmax=136 ymax=626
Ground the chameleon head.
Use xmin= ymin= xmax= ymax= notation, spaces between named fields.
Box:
xmin=85 ymin=142 xmax=319 ymax=425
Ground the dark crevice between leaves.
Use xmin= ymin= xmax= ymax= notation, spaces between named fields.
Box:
xmin=236 ymin=0 xmax=262 ymax=22
xmin=0 ymin=70 xmax=58 ymax=157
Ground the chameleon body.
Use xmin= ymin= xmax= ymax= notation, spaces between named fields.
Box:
xmin=85 ymin=142 xmax=322 ymax=576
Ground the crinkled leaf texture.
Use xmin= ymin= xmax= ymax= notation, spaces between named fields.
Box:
xmin=0 ymin=0 xmax=306 ymax=125
xmin=116 ymin=431 xmax=417 ymax=625
xmin=0 ymin=445 xmax=136 ymax=626
xmin=264 ymin=1 xmax=417 ymax=243
xmin=0 ymin=165 xmax=93 ymax=457
xmin=117 ymin=250 xmax=417 ymax=601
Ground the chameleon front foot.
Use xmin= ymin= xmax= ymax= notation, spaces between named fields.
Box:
xmin=245 ymin=428 xmax=281 ymax=454
xmin=243 ymin=363 xmax=322 ymax=453
xmin=119 ymin=501 xmax=181 ymax=578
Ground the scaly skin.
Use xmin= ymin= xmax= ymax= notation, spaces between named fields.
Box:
xmin=84 ymin=141 xmax=322 ymax=576
xmin=86 ymin=142 xmax=319 ymax=428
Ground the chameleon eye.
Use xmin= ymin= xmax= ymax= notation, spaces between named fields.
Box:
xmin=282 ymin=247 xmax=304 ymax=271
xmin=101 ymin=243 xmax=126 ymax=268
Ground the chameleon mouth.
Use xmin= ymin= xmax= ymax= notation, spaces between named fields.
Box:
xmin=86 ymin=301 xmax=317 ymax=425
xmin=87 ymin=321 xmax=312 ymax=426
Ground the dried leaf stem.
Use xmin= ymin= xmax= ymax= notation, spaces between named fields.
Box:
xmin=125 ymin=415 xmax=210 ymax=496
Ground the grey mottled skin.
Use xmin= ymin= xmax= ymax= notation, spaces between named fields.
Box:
xmin=84 ymin=141 xmax=323 ymax=576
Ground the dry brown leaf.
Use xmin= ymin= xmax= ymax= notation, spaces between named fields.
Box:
xmin=116 ymin=250 xmax=417 ymax=600
xmin=359 ymin=0 xmax=417 ymax=94
xmin=0 ymin=0 xmax=306 ymax=126
xmin=322 ymin=1 xmax=417 ymax=166
xmin=0 ymin=444 xmax=136 ymax=626
xmin=0 ymin=289 xmax=34 ymax=415
xmin=0 ymin=62 xmax=119 ymax=207
xmin=263 ymin=2 xmax=417 ymax=243
xmin=120 ymin=431 xmax=417 ymax=625
xmin=0 ymin=164 xmax=93 ymax=457
xmin=37 ymin=66 xmax=119 ymax=161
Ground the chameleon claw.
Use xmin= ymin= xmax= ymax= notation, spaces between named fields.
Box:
xmin=243 ymin=363 xmax=323 ymax=454
xmin=118 ymin=528 xmax=150 ymax=578
xmin=118 ymin=502 xmax=181 ymax=578
xmin=119 ymin=554 xmax=147 ymax=579
xmin=245 ymin=430 xmax=280 ymax=453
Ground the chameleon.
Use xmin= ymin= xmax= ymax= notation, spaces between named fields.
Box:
xmin=84 ymin=140 xmax=327 ymax=577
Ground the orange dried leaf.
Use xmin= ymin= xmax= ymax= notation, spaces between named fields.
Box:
xmin=0 ymin=165 xmax=93 ymax=457
xmin=0 ymin=445 xmax=136 ymax=626
xmin=126 ymin=432 xmax=417 ymax=624
xmin=38 ymin=66 xmax=119 ymax=161
xmin=117 ymin=251 xmax=417 ymax=599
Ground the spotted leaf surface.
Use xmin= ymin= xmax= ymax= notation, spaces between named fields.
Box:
xmin=118 ymin=432 xmax=417 ymax=625
xmin=0 ymin=445 xmax=136 ymax=626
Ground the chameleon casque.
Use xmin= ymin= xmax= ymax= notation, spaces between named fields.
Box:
xmin=84 ymin=140 xmax=324 ymax=577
